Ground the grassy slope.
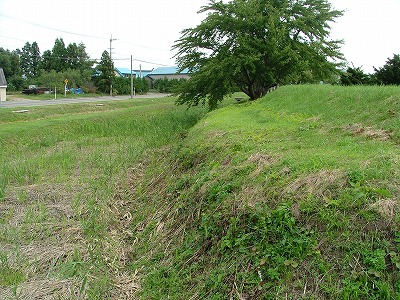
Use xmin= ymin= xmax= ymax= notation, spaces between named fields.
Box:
xmin=0 ymin=97 xmax=205 ymax=299
xmin=131 ymin=85 xmax=400 ymax=299
xmin=0 ymin=85 xmax=399 ymax=299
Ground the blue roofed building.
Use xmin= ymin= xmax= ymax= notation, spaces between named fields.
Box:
xmin=146 ymin=66 xmax=190 ymax=88
xmin=133 ymin=69 xmax=154 ymax=78
xmin=115 ymin=67 xmax=137 ymax=78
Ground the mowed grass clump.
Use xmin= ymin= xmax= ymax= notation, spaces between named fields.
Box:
xmin=0 ymin=97 xmax=206 ymax=299
xmin=129 ymin=85 xmax=400 ymax=299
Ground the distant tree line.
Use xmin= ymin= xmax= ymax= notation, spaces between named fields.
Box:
xmin=0 ymin=39 xmax=148 ymax=94
xmin=153 ymin=78 xmax=187 ymax=93
xmin=340 ymin=54 xmax=400 ymax=86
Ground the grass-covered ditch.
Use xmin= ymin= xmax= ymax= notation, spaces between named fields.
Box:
xmin=0 ymin=85 xmax=399 ymax=299
xmin=0 ymin=96 xmax=205 ymax=299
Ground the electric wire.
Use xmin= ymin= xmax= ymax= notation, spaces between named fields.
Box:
xmin=0 ymin=13 xmax=106 ymax=40
xmin=0 ymin=13 xmax=176 ymax=67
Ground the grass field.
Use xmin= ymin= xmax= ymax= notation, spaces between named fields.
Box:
xmin=7 ymin=92 xmax=105 ymax=101
xmin=0 ymin=96 xmax=206 ymax=299
xmin=0 ymin=85 xmax=399 ymax=299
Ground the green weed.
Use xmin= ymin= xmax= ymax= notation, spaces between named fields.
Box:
xmin=1 ymin=86 xmax=399 ymax=298
xmin=0 ymin=252 xmax=26 ymax=287
xmin=132 ymin=86 xmax=399 ymax=299
xmin=0 ymin=96 xmax=206 ymax=298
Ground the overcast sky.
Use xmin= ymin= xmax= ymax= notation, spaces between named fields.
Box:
xmin=1 ymin=0 xmax=399 ymax=73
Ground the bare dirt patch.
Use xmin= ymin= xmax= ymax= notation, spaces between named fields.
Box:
xmin=0 ymin=278 xmax=83 ymax=300
xmin=370 ymin=198 xmax=398 ymax=221
xmin=110 ymin=272 xmax=140 ymax=300
xmin=248 ymin=152 xmax=275 ymax=167
xmin=284 ymin=169 xmax=347 ymax=200
xmin=208 ymin=129 xmax=227 ymax=138
xmin=345 ymin=123 xmax=393 ymax=141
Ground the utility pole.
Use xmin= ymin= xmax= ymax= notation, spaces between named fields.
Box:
xmin=130 ymin=55 xmax=133 ymax=99
xmin=109 ymin=34 xmax=117 ymax=96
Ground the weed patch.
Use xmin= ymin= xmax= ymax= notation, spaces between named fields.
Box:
xmin=1 ymin=86 xmax=399 ymax=298
xmin=0 ymin=96 xmax=205 ymax=299
xmin=128 ymin=86 xmax=399 ymax=299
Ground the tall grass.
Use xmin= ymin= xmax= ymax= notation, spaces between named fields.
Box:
xmin=0 ymin=96 xmax=205 ymax=298
xmin=1 ymin=85 xmax=399 ymax=299
xmin=129 ymin=85 xmax=400 ymax=299
xmin=0 ymin=99 xmax=204 ymax=194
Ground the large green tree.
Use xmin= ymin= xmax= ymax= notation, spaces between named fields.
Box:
xmin=0 ymin=48 xmax=20 ymax=78
xmin=340 ymin=66 xmax=371 ymax=86
xmin=0 ymin=47 xmax=24 ymax=91
xmin=93 ymin=50 xmax=114 ymax=94
xmin=173 ymin=0 xmax=344 ymax=109
xmin=18 ymin=41 xmax=41 ymax=78
xmin=374 ymin=54 xmax=400 ymax=85
xmin=66 ymin=42 xmax=93 ymax=73
xmin=40 ymin=38 xmax=92 ymax=74
xmin=41 ymin=38 xmax=68 ymax=72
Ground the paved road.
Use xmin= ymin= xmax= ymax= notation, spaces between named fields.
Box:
xmin=0 ymin=93 xmax=170 ymax=108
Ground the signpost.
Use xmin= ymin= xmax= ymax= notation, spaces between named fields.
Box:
xmin=64 ymin=79 xmax=68 ymax=97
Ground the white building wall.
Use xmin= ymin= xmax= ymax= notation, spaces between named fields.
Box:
xmin=0 ymin=87 xmax=6 ymax=101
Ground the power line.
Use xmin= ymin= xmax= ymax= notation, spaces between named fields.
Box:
xmin=0 ymin=13 xmax=177 ymax=67
xmin=0 ymin=34 xmax=26 ymax=42
xmin=0 ymin=12 xmax=106 ymax=40
xmin=0 ymin=13 xmax=173 ymax=53
xmin=118 ymin=40 xmax=171 ymax=52
xmin=133 ymin=58 xmax=171 ymax=67
xmin=112 ymin=57 xmax=171 ymax=67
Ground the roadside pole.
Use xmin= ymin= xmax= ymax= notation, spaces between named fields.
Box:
xmin=131 ymin=55 xmax=133 ymax=99
xmin=64 ymin=79 xmax=68 ymax=97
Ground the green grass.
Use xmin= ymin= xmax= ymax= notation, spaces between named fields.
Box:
xmin=0 ymin=96 xmax=206 ymax=298
xmin=7 ymin=92 xmax=104 ymax=101
xmin=127 ymin=85 xmax=399 ymax=299
xmin=0 ymin=85 xmax=399 ymax=299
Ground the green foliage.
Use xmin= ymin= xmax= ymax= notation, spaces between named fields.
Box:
xmin=218 ymin=205 xmax=314 ymax=280
xmin=65 ymin=42 xmax=93 ymax=73
xmin=340 ymin=66 xmax=372 ymax=85
xmin=130 ymin=85 xmax=399 ymax=299
xmin=40 ymin=38 xmax=70 ymax=73
xmin=362 ymin=249 xmax=387 ymax=273
xmin=17 ymin=41 xmax=42 ymax=78
xmin=1 ymin=85 xmax=399 ymax=298
xmin=112 ymin=76 xmax=131 ymax=95
xmin=134 ymin=77 xmax=149 ymax=93
xmin=112 ymin=76 xmax=149 ymax=95
xmin=93 ymin=50 xmax=114 ymax=94
xmin=1 ymin=39 xmax=93 ymax=91
xmin=154 ymin=77 xmax=186 ymax=93
xmin=374 ymin=53 xmax=400 ymax=85
xmin=173 ymin=0 xmax=344 ymax=109
xmin=0 ymin=252 xmax=26 ymax=287
xmin=36 ymin=69 xmax=92 ymax=93
xmin=16 ymin=38 xmax=93 ymax=77
xmin=141 ymin=204 xmax=315 ymax=298
xmin=0 ymin=47 xmax=21 ymax=79
xmin=7 ymin=74 xmax=26 ymax=92
xmin=0 ymin=96 xmax=206 ymax=298
xmin=340 ymin=246 xmax=394 ymax=300
xmin=0 ymin=47 xmax=26 ymax=91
